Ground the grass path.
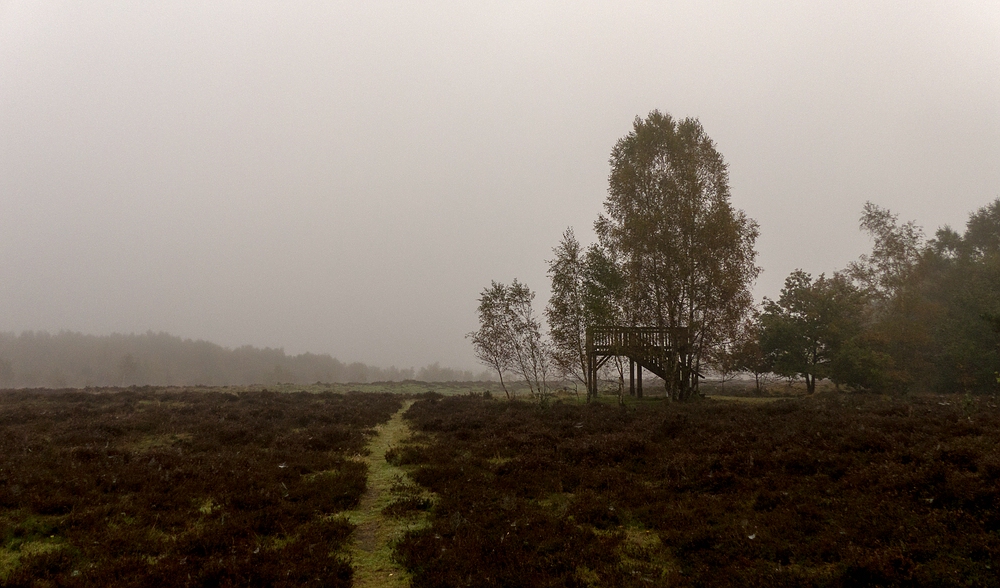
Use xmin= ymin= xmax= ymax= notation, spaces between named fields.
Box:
xmin=342 ymin=400 xmax=427 ymax=587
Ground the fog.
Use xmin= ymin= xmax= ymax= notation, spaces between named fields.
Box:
xmin=2 ymin=2 xmax=998 ymax=371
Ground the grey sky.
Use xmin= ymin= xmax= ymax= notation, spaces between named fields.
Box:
xmin=2 ymin=1 xmax=998 ymax=370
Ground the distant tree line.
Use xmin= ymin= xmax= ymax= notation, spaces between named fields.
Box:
xmin=0 ymin=330 xmax=491 ymax=388
xmin=471 ymin=109 xmax=1000 ymax=398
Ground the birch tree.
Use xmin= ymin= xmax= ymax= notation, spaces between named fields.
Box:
xmin=545 ymin=228 xmax=588 ymax=392
xmin=469 ymin=281 xmax=515 ymax=398
xmin=596 ymin=111 xmax=760 ymax=400
xmin=470 ymin=279 xmax=549 ymax=399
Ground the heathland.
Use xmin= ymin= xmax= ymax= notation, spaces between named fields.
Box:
xmin=2 ymin=384 xmax=998 ymax=587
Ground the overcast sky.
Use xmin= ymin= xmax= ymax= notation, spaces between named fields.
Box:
xmin=2 ymin=1 xmax=998 ymax=370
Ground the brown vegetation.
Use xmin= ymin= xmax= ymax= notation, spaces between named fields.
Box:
xmin=392 ymin=393 xmax=1000 ymax=587
xmin=0 ymin=388 xmax=402 ymax=587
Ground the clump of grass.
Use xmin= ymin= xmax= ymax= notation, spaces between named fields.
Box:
xmin=382 ymin=477 xmax=433 ymax=518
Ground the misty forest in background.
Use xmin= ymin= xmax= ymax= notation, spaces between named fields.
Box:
xmin=474 ymin=110 xmax=1000 ymax=398
xmin=746 ymin=197 xmax=1000 ymax=395
xmin=0 ymin=331 xmax=490 ymax=388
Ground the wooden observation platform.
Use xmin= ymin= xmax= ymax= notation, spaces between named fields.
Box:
xmin=585 ymin=326 xmax=690 ymax=397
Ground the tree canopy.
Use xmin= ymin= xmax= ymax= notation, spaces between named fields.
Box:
xmin=594 ymin=111 xmax=760 ymax=399
xmin=760 ymin=271 xmax=869 ymax=393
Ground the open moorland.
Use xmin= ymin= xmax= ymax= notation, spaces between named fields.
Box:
xmin=0 ymin=388 xmax=402 ymax=587
xmin=392 ymin=393 xmax=1000 ymax=587
xmin=2 ymin=386 xmax=999 ymax=587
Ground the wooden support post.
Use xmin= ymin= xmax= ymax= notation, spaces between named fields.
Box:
xmin=587 ymin=354 xmax=595 ymax=398
xmin=585 ymin=328 xmax=594 ymax=399
xmin=637 ymin=364 xmax=643 ymax=398
xmin=590 ymin=357 xmax=597 ymax=398
xmin=629 ymin=359 xmax=635 ymax=396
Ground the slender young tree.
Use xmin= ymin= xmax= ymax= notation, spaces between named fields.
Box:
xmin=844 ymin=203 xmax=929 ymax=391
xmin=506 ymin=280 xmax=550 ymax=396
xmin=546 ymin=228 xmax=588 ymax=393
xmin=581 ymin=244 xmax=628 ymax=400
xmin=469 ymin=281 xmax=515 ymax=399
xmin=470 ymin=279 xmax=549 ymax=399
xmin=706 ymin=311 xmax=757 ymax=391
xmin=730 ymin=311 xmax=776 ymax=395
xmin=848 ymin=201 xmax=925 ymax=303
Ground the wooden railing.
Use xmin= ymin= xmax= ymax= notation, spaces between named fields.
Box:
xmin=587 ymin=326 xmax=688 ymax=354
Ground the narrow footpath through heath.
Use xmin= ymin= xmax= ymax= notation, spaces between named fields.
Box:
xmin=342 ymin=400 xmax=428 ymax=588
